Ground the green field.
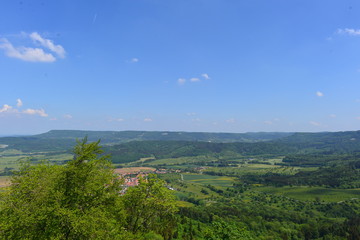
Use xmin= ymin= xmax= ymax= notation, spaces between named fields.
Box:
xmin=182 ymin=173 xmax=236 ymax=187
xmin=204 ymin=164 xmax=304 ymax=177
xmin=255 ymin=186 xmax=360 ymax=202
xmin=0 ymin=150 xmax=73 ymax=172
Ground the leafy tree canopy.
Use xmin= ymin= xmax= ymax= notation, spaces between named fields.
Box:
xmin=0 ymin=138 xmax=177 ymax=240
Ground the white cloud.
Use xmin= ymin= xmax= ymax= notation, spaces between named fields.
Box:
xmin=16 ymin=99 xmax=23 ymax=107
xmin=177 ymin=78 xmax=186 ymax=85
xmin=29 ymin=32 xmax=66 ymax=58
xmin=330 ymin=114 xmax=336 ymax=118
xmin=337 ymin=28 xmax=360 ymax=36
xmin=131 ymin=58 xmax=139 ymax=63
xmin=23 ymin=108 xmax=48 ymax=117
xmin=63 ymin=114 xmax=73 ymax=119
xmin=50 ymin=118 xmax=57 ymax=121
xmin=316 ymin=91 xmax=324 ymax=97
xmin=0 ymin=104 xmax=13 ymax=113
xmin=190 ymin=78 xmax=200 ymax=82
xmin=201 ymin=73 xmax=210 ymax=80
xmin=0 ymin=38 xmax=56 ymax=62
xmin=144 ymin=118 xmax=152 ymax=122
xmin=186 ymin=112 xmax=197 ymax=116
xmin=309 ymin=121 xmax=321 ymax=126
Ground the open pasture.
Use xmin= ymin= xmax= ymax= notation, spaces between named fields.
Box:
xmin=256 ymin=186 xmax=360 ymax=202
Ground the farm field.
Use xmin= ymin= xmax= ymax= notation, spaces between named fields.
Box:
xmin=204 ymin=164 xmax=305 ymax=176
xmin=114 ymin=167 xmax=156 ymax=175
xmin=0 ymin=176 xmax=10 ymax=188
xmin=182 ymin=173 xmax=236 ymax=187
xmin=255 ymin=185 xmax=360 ymax=202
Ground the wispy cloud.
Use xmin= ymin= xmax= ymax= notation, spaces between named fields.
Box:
xmin=0 ymin=100 xmax=49 ymax=118
xmin=337 ymin=28 xmax=360 ymax=36
xmin=0 ymin=38 xmax=56 ymax=62
xmin=178 ymin=78 xmax=186 ymax=85
xmin=126 ymin=58 xmax=139 ymax=63
xmin=329 ymin=114 xmax=336 ymax=118
xmin=190 ymin=78 xmax=200 ymax=82
xmin=144 ymin=118 xmax=153 ymax=122
xmin=23 ymin=108 xmax=48 ymax=117
xmin=201 ymin=73 xmax=210 ymax=80
xmin=316 ymin=91 xmax=324 ymax=97
xmin=0 ymin=32 xmax=65 ymax=62
xmin=16 ymin=99 xmax=23 ymax=107
xmin=309 ymin=121 xmax=321 ymax=126
xmin=63 ymin=114 xmax=73 ymax=119
xmin=29 ymin=32 xmax=66 ymax=58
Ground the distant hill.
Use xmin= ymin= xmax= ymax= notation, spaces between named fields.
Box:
xmin=0 ymin=130 xmax=293 ymax=152
xmin=104 ymin=130 xmax=360 ymax=163
xmin=35 ymin=130 xmax=293 ymax=143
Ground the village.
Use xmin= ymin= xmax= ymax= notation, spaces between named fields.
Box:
xmin=114 ymin=167 xmax=181 ymax=193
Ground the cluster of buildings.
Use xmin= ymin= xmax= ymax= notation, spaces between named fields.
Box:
xmin=117 ymin=168 xmax=180 ymax=194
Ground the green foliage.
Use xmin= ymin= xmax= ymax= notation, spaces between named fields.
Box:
xmin=0 ymin=138 xmax=178 ymax=239
xmin=0 ymin=138 xmax=125 ymax=239
xmin=123 ymin=174 xmax=178 ymax=239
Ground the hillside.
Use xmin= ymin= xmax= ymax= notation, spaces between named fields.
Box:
xmin=0 ymin=130 xmax=293 ymax=152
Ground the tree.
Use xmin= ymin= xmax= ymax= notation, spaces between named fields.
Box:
xmin=123 ymin=174 xmax=178 ymax=240
xmin=0 ymin=138 xmax=126 ymax=239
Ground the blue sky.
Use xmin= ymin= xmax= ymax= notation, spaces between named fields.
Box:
xmin=1 ymin=0 xmax=360 ymax=135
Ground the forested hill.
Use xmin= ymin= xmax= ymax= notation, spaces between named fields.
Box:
xmin=1 ymin=130 xmax=360 ymax=156
xmin=0 ymin=130 xmax=292 ymax=152
xmin=105 ymin=130 xmax=360 ymax=163
xmin=35 ymin=130 xmax=293 ymax=143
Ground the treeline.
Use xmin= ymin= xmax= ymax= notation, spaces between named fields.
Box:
xmin=238 ymin=161 xmax=360 ymax=188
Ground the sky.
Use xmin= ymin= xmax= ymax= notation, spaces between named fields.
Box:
xmin=1 ymin=0 xmax=360 ymax=135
